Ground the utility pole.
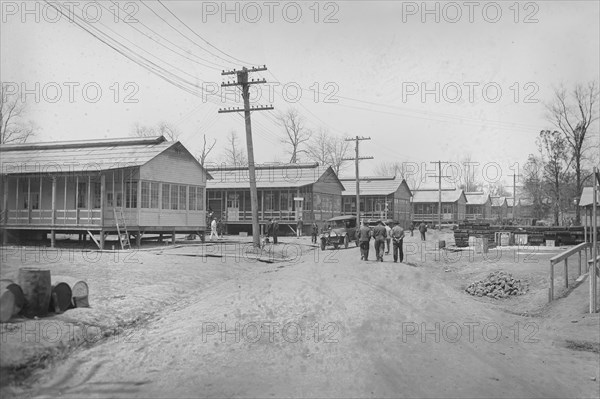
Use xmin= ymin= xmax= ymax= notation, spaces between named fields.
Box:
xmin=342 ymin=136 xmax=373 ymax=227
xmin=219 ymin=66 xmax=273 ymax=248
xmin=430 ymin=161 xmax=450 ymax=230
xmin=508 ymin=173 xmax=522 ymax=223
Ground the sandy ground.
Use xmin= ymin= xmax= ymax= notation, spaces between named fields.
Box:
xmin=0 ymin=232 xmax=598 ymax=398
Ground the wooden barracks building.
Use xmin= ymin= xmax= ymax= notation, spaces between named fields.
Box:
xmin=205 ymin=163 xmax=345 ymax=235
xmin=0 ymin=136 xmax=211 ymax=248
xmin=339 ymin=176 xmax=412 ymax=228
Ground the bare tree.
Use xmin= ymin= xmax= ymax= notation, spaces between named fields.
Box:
xmin=133 ymin=121 xmax=181 ymax=141
xmin=196 ymin=134 xmax=217 ymax=168
xmin=447 ymin=155 xmax=482 ymax=192
xmin=374 ymin=160 xmax=421 ymax=190
xmin=277 ymin=108 xmax=312 ymax=163
xmin=306 ymin=128 xmax=350 ymax=174
xmin=538 ymin=130 xmax=570 ymax=225
xmin=522 ymin=154 xmax=549 ymax=220
xmin=1 ymin=83 xmax=36 ymax=144
xmin=222 ymin=131 xmax=247 ymax=166
xmin=546 ymin=81 xmax=599 ymax=223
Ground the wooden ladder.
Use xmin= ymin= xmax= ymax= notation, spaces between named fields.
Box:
xmin=114 ymin=208 xmax=131 ymax=250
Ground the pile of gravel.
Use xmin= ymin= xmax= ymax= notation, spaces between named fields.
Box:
xmin=465 ymin=271 xmax=529 ymax=299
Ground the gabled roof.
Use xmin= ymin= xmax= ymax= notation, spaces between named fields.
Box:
xmin=0 ymin=136 xmax=211 ymax=178
xmin=579 ymin=186 xmax=600 ymax=207
xmin=490 ymin=196 xmax=507 ymax=207
xmin=205 ymin=163 xmax=344 ymax=190
xmin=412 ymin=189 xmax=466 ymax=203
xmin=339 ymin=175 xmax=412 ymax=197
xmin=506 ymin=197 xmax=516 ymax=207
xmin=465 ymin=192 xmax=490 ymax=205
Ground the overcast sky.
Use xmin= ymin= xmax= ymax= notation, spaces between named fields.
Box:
xmin=2 ymin=0 xmax=599 ymax=188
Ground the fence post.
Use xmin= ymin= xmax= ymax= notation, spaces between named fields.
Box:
xmin=549 ymin=261 xmax=554 ymax=301
xmin=578 ymin=251 xmax=582 ymax=276
xmin=564 ymin=258 xmax=569 ymax=288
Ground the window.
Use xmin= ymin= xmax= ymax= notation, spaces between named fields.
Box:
xmin=150 ymin=182 xmax=159 ymax=208
xmin=77 ymin=182 xmax=87 ymax=208
xmin=265 ymin=192 xmax=274 ymax=210
xmin=107 ymin=192 xmax=114 ymax=207
xmin=93 ymin=182 xmax=101 ymax=209
xmin=227 ymin=192 xmax=240 ymax=208
xmin=189 ymin=187 xmax=197 ymax=210
xmin=141 ymin=181 xmax=150 ymax=208
xmin=179 ymin=185 xmax=186 ymax=210
xmin=162 ymin=184 xmax=170 ymax=209
xmin=125 ymin=181 xmax=137 ymax=208
xmin=171 ymin=185 xmax=178 ymax=210
xmin=197 ymin=187 xmax=204 ymax=211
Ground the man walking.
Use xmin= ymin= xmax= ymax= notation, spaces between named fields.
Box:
xmin=210 ymin=218 xmax=219 ymax=240
xmin=296 ymin=217 xmax=303 ymax=238
xmin=272 ymin=219 xmax=279 ymax=244
xmin=372 ymin=220 xmax=387 ymax=262
xmin=391 ymin=221 xmax=405 ymax=263
xmin=419 ymin=222 xmax=427 ymax=241
xmin=384 ymin=222 xmax=392 ymax=254
xmin=311 ymin=222 xmax=319 ymax=244
xmin=357 ymin=220 xmax=372 ymax=261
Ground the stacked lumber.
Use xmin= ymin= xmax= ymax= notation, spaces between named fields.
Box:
xmin=454 ymin=223 xmax=496 ymax=248
xmin=465 ymin=271 xmax=529 ymax=299
xmin=0 ymin=268 xmax=89 ymax=323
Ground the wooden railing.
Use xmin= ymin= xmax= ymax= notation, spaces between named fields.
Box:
xmin=5 ymin=209 xmax=102 ymax=226
xmin=549 ymin=242 xmax=592 ymax=301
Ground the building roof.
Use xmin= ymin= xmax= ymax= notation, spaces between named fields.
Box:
xmin=339 ymin=175 xmax=411 ymax=197
xmin=506 ymin=197 xmax=516 ymax=207
xmin=465 ymin=192 xmax=490 ymax=205
xmin=579 ymin=186 xmax=600 ymax=207
xmin=205 ymin=163 xmax=344 ymax=190
xmin=490 ymin=196 xmax=507 ymax=207
xmin=0 ymin=136 xmax=211 ymax=177
xmin=412 ymin=189 xmax=466 ymax=203
xmin=519 ymin=197 xmax=534 ymax=206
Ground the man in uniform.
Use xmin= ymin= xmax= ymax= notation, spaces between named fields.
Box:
xmin=356 ymin=220 xmax=372 ymax=261
xmin=391 ymin=221 xmax=405 ymax=263
xmin=372 ymin=220 xmax=387 ymax=262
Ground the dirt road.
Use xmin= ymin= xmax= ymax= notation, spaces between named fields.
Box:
xmin=2 ymin=236 xmax=599 ymax=398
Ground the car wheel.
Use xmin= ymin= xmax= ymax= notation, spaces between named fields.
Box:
xmin=333 ymin=243 xmax=339 ymax=249
xmin=320 ymin=240 xmax=326 ymax=251
xmin=344 ymin=235 xmax=349 ymax=249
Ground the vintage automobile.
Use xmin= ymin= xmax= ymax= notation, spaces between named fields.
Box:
xmin=320 ymin=215 xmax=360 ymax=250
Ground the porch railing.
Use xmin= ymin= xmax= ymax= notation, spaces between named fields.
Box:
xmin=5 ymin=209 xmax=102 ymax=226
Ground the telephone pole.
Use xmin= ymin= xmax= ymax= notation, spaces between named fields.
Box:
xmin=219 ymin=66 xmax=273 ymax=248
xmin=342 ymin=136 xmax=373 ymax=227
xmin=430 ymin=161 xmax=451 ymax=230
xmin=508 ymin=173 xmax=522 ymax=223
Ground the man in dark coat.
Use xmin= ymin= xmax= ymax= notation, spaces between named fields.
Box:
xmin=419 ymin=222 xmax=427 ymax=241
xmin=296 ymin=217 xmax=303 ymax=238
xmin=311 ymin=222 xmax=319 ymax=244
xmin=272 ymin=219 xmax=279 ymax=244
xmin=356 ymin=220 xmax=372 ymax=261
xmin=372 ymin=220 xmax=387 ymax=262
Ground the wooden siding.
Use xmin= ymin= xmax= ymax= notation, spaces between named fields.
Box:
xmin=140 ymin=144 xmax=207 ymax=186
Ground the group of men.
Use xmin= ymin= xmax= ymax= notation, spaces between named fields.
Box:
xmin=356 ymin=220 xmax=406 ymax=262
xmin=265 ymin=219 xmax=280 ymax=244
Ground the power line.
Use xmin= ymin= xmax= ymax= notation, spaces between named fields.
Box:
xmin=157 ymin=0 xmax=260 ymax=67
xmin=141 ymin=0 xmax=248 ymax=68
xmin=101 ymin=0 xmax=225 ymax=70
